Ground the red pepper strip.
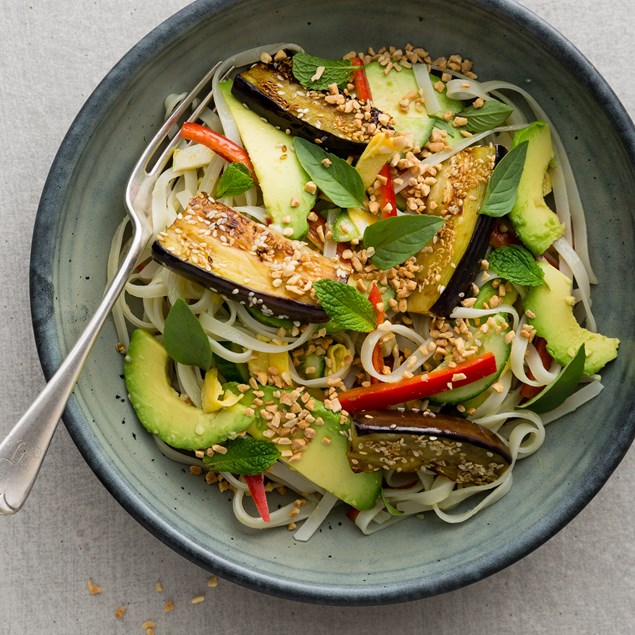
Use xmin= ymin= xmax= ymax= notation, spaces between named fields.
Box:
xmin=243 ymin=473 xmax=271 ymax=522
xmin=378 ymin=164 xmax=397 ymax=218
xmin=368 ymin=281 xmax=385 ymax=324
xmin=367 ymin=282 xmax=385 ymax=383
xmin=351 ymin=56 xmax=372 ymax=101
xmin=339 ymin=352 xmax=497 ymax=412
xmin=180 ymin=122 xmax=257 ymax=182
xmin=520 ymin=337 xmax=553 ymax=400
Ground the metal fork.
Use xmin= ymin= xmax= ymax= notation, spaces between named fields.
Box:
xmin=0 ymin=61 xmax=221 ymax=515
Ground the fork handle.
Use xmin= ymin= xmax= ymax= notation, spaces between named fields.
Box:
xmin=0 ymin=232 xmax=147 ymax=515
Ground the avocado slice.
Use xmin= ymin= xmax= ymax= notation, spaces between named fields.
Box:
xmin=523 ymin=261 xmax=619 ymax=375
xmin=124 ymin=329 xmax=253 ymax=450
xmin=220 ymin=80 xmax=316 ymax=239
xmin=365 ymin=62 xmax=463 ymax=147
xmin=242 ymin=387 xmax=381 ymax=510
xmin=124 ymin=329 xmax=380 ymax=510
xmin=509 ymin=121 xmax=564 ymax=255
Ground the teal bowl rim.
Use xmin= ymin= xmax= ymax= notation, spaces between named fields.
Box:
xmin=29 ymin=0 xmax=635 ymax=605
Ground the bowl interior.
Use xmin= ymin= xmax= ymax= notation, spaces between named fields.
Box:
xmin=31 ymin=0 xmax=635 ymax=604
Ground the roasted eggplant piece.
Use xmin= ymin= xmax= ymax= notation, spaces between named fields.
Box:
xmin=231 ymin=56 xmax=387 ymax=156
xmin=407 ymin=145 xmax=497 ymax=317
xmin=430 ymin=214 xmax=493 ymax=316
xmin=153 ymin=194 xmax=349 ymax=323
xmin=349 ymin=410 xmax=511 ymax=485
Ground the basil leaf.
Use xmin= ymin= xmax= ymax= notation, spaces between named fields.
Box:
xmin=163 ymin=298 xmax=213 ymax=370
xmin=312 ymin=279 xmax=376 ymax=332
xmin=518 ymin=344 xmax=586 ymax=414
xmin=215 ymin=162 xmax=254 ymax=197
xmin=459 ymin=100 xmax=514 ymax=133
xmin=363 ymin=214 xmax=444 ymax=270
xmin=488 ymin=245 xmax=545 ymax=287
xmin=292 ymin=52 xmax=353 ymax=90
xmin=293 ymin=137 xmax=365 ymax=208
xmin=203 ymin=437 xmax=280 ymax=475
xmin=479 ymin=141 xmax=528 ymax=218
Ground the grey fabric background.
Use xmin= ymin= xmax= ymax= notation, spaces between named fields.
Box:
xmin=0 ymin=1 xmax=633 ymax=633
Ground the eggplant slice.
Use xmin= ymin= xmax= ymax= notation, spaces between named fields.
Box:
xmin=153 ymin=194 xmax=349 ymax=322
xmin=407 ymin=145 xmax=498 ymax=317
xmin=232 ymin=56 xmax=389 ymax=156
xmin=349 ymin=410 xmax=511 ymax=485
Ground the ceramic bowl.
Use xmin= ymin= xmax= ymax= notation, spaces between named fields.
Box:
xmin=31 ymin=0 xmax=635 ymax=604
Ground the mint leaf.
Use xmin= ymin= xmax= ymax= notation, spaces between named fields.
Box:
xmin=203 ymin=437 xmax=280 ymax=475
xmin=293 ymin=137 xmax=365 ymax=208
xmin=363 ymin=214 xmax=444 ymax=270
xmin=163 ymin=298 xmax=213 ymax=370
xmin=312 ymin=279 xmax=376 ymax=332
xmin=292 ymin=53 xmax=353 ymax=90
xmin=459 ymin=100 xmax=514 ymax=133
xmin=215 ymin=162 xmax=254 ymax=197
xmin=429 ymin=116 xmax=455 ymax=136
xmin=488 ymin=245 xmax=545 ymax=286
xmin=479 ymin=141 xmax=528 ymax=218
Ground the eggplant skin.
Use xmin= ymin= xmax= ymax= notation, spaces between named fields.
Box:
xmin=349 ymin=410 xmax=511 ymax=485
xmin=430 ymin=213 xmax=493 ymax=316
xmin=153 ymin=194 xmax=349 ymax=323
xmin=232 ymin=57 xmax=387 ymax=156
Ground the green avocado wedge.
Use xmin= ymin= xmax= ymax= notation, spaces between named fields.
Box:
xmin=509 ymin=121 xmax=564 ymax=255
xmin=124 ymin=329 xmax=252 ymax=450
xmin=364 ymin=61 xmax=464 ymax=147
xmin=124 ymin=329 xmax=381 ymax=510
xmin=523 ymin=261 xmax=619 ymax=375
xmin=220 ymin=80 xmax=316 ymax=239
xmin=519 ymin=344 xmax=586 ymax=414
xmin=241 ymin=385 xmax=381 ymax=511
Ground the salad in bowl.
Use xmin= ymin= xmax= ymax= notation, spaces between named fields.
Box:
xmin=109 ymin=42 xmax=619 ymax=541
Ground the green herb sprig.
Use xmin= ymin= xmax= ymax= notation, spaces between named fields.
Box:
xmin=488 ymin=244 xmax=545 ymax=287
xmin=459 ymin=100 xmax=514 ymax=133
xmin=292 ymin=52 xmax=354 ymax=90
xmin=479 ymin=141 xmax=528 ymax=218
xmin=293 ymin=137 xmax=366 ymax=208
xmin=216 ymin=162 xmax=254 ymax=198
xmin=163 ymin=298 xmax=213 ymax=370
xmin=203 ymin=437 xmax=281 ymax=475
xmin=363 ymin=214 xmax=444 ymax=270
xmin=312 ymin=279 xmax=376 ymax=332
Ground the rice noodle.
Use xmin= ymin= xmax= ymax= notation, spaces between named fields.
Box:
xmin=232 ymin=486 xmax=317 ymax=529
xmin=288 ymin=333 xmax=355 ymax=388
xmin=413 ymin=63 xmax=441 ymax=114
xmin=293 ymin=492 xmax=339 ymax=541
xmin=553 ymin=237 xmax=596 ymax=331
xmin=360 ymin=323 xmax=434 ymax=382
xmin=541 ymin=381 xmax=603 ymax=424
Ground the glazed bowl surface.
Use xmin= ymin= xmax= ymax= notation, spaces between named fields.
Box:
xmin=31 ymin=0 xmax=635 ymax=604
